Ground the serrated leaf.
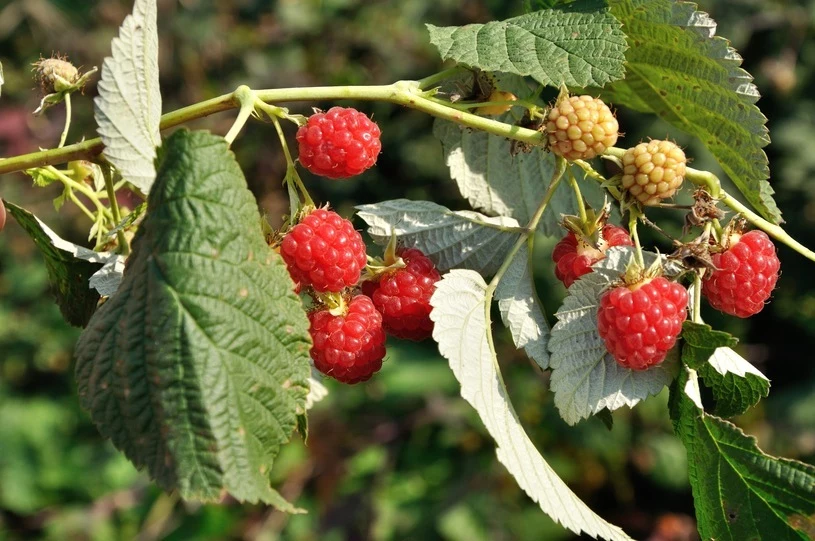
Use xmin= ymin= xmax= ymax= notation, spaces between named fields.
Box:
xmin=495 ymin=244 xmax=550 ymax=369
xmin=682 ymin=321 xmax=769 ymax=418
xmin=427 ymin=0 xmax=627 ymax=88
xmin=548 ymin=248 xmax=677 ymax=425
xmin=4 ymin=201 xmax=118 ymax=327
xmin=94 ymin=0 xmax=162 ymax=195
xmin=356 ymin=199 xmax=522 ymax=276
xmin=74 ymin=131 xmax=312 ymax=509
xmin=670 ymin=367 xmax=815 ymax=540
xmin=433 ymin=118 xmax=608 ymax=236
xmin=601 ymin=0 xmax=780 ymax=223
xmin=431 ymin=270 xmax=632 ymax=540
xmin=25 ymin=167 xmax=61 ymax=187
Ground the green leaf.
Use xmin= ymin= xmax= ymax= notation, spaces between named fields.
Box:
xmin=430 ymin=270 xmax=633 ymax=541
xmin=356 ymin=199 xmax=522 ymax=276
xmin=495 ymin=244 xmax=550 ymax=369
xmin=548 ymin=248 xmax=678 ymax=425
xmin=94 ymin=0 xmax=162 ymax=194
xmin=3 ymin=201 xmax=114 ymax=327
xmin=433 ymin=118 xmax=608 ymax=236
xmin=74 ymin=130 xmax=312 ymax=509
xmin=670 ymin=367 xmax=815 ymax=540
xmin=25 ymin=167 xmax=61 ymax=187
xmin=601 ymin=0 xmax=780 ymax=223
xmin=427 ymin=1 xmax=627 ymax=88
xmin=682 ymin=321 xmax=769 ymax=418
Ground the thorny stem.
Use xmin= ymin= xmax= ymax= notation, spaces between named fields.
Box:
xmin=58 ymin=93 xmax=72 ymax=149
xmin=103 ymin=166 xmax=129 ymax=256
xmin=567 ymin=167 xmax=588 ymax=225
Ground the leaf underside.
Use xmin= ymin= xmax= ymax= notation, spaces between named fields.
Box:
xmin=94 ymin=0 xmax=162 ymax=194
xmin=431 ymin=270 xmax=633 ymax=541
xmin=74 ymin=130 xmax=312 ymax=509
xmin=601 ymin=0 xmax=780 ymax=223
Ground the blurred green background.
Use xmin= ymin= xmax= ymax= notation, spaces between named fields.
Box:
xmin=1 ymin=1 xmax=814 ymax=539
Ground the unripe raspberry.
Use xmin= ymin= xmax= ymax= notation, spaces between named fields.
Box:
xmin=702 ymin=230 xmax=780 ymax=318
xmin=362 ymin=247 xmax=441 ymax=341
xmin=552 ymin=224 xmax=633 ymax=288
xmin=621 ymin=140 xmax=687 ymax=206
xmin=597 ymin=277 xmax=688 ymax=370
xmin=280 ymin=208 xmax=367 ymax=292
xmin=309 ymin=294 xmax=386 ymax=384
xmin=296 ymin=107 xmax=381 ymax=179
xmin=33 ymin=57 xmax=79 ymax=94
xmin=477 ymin=90 xmax=518 ymax=116
xmin=546 ymin=95 xmax=618 ymax=161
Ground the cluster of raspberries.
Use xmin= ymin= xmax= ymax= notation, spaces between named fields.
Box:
xmin=282 ymin=108 xmax=440 ymax=383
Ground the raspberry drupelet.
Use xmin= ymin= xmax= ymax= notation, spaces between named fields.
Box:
xmin=552 ymin=224 xmax=633 ymax=288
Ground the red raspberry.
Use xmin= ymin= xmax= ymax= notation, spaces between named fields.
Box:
xmin=280 ymin=209 xmax=367 ymax=292
xmin=362 ymin=247 xmax=441 ymax=341
xmin=309 ymin=294 xmax=386 ymax=384
xmin=552 ymin=224 xmax=633 ymax=288
xmin=702 ymin=230 xmax=780 ymax=318
xmin=296 ymin=107 xmax=381 ymax=179
xmin=597 ymin=277 xmax=688 ymax=370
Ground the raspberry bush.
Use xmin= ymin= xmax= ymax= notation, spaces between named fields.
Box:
xmin=1 ymin=1 xmax=814 ymax=540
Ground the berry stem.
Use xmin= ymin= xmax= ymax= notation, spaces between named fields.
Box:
xmin=628 ymin=210 xmax=645 ymax=269
xmin=57 ymin=93 xmax=72 ymax=149
xmin=566 ymin=167 xmax=588 ymax=225
xmin=47 ymin=166 xmax=114 ymax=223
xmin=103 ymin=165 xmax=129 ymax=256
xmin=416 ymin=66 xmax=467 ymax=90
xmin=223 ymin=86 xmax=257 ymax=146
xmin=691 ymin=273 xmax=703 ymax=324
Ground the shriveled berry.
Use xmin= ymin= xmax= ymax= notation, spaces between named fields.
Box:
xmin=280 ymin=208 xmax=367 ymax=292
xmin=552 ymin=224 xmax=633 ymax=288
xmin=597 ymin=277 xmax=688 ymax=370
xmin=702 ymin=230 xmax=780 ymax=318
xmin=296 ymin=107 xmax=381 ymax=179
xmin=33 ymin=57 xmax=79 ymax=94
xmin=621 ymin=140 xmax=687 ymax=206
xmin=309 ymin=294 xmax=386 ymax=384
xmin=362 ymin=247 xmax=441 ymax=341
xmin=546 ymin=95 xmax=618 ymax=161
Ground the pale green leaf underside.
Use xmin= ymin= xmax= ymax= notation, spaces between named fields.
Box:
xmin=672 ymin=368 xmax=815 ymax=540
xmin=94 ymin=0 xmax=162 ymax=194
xmin=431 ymin=270 xmax=632 ymax=541
xmin=549 ymin=248 xmax=677 ymax=425
xmin=602 ymin=0 xmax=779 ymax=223
xmin=427 ymin=2 xmax=627 ymax=88
xmin=495 ymin=244 xmax=550 ymax=369
xmin=356 ymin=199 xmax=522 ymax=276
xmin=75 ymin=131 xmax=312 ymax=509
xmin=433 ymin=118 xmax=608 ymax=236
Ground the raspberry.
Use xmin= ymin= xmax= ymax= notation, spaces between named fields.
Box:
xmin=621 ymin=140 xmax=687 ymax=206
xmin=597 ymin=277 xmax=688 ymax=370
xmin=309 ymin=294 xmax=386 ymax=384
xmin=552 ymin=224 xmax=633 ymax=288
xmin=33 ymin=57 xmax=79 ymax=94
xmin=546 ymin=95 xmax=618 ymax=161
xmin=362 ymin=247 xmax=441 ymax=341
xmin=280 ymin=208 xmax=367 ymax=292
xmin=702 ymin=230 xmax=780 ymax=318
xmin=296 ymin=107 xmax=381 ymax=179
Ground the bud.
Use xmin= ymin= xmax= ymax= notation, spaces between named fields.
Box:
xmin=33 ymin=56 xmax=79 ymax=94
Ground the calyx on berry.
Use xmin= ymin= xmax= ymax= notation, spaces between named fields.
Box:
xmin=552 ymin=206 xmax=633 ymax=288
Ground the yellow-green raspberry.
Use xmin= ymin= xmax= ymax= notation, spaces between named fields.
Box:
xmin=621 ymin=140 xmax=687 ymax=206
xmin=545 ymin=95 xmax=618 ymax=161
